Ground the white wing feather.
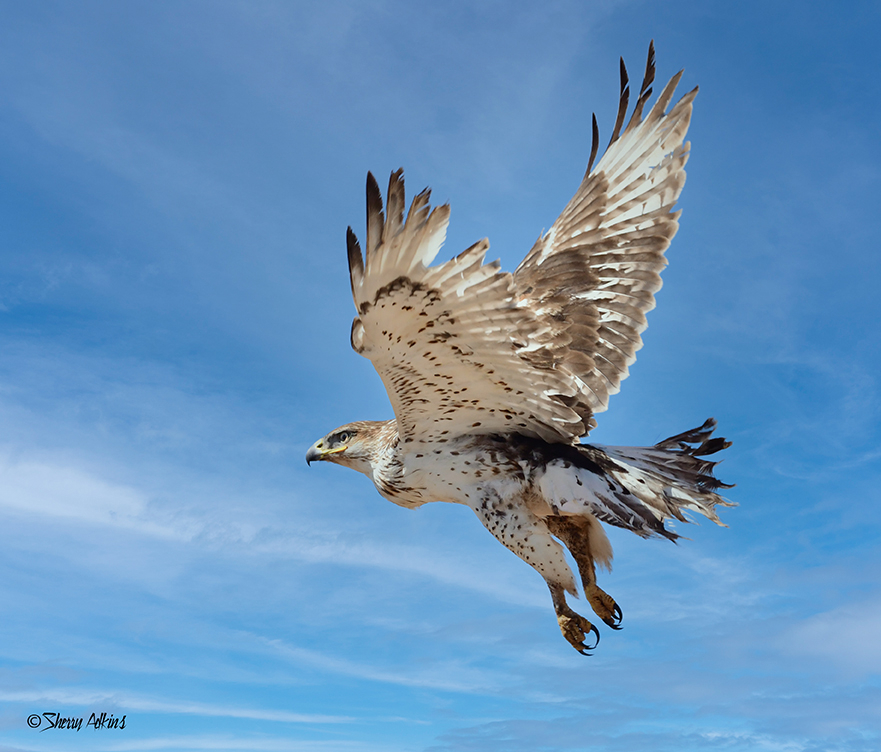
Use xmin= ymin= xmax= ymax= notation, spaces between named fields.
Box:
xmin=515 ymin=44 xmax=697 ymax=426
xmin=348 ymin=172 xmax=587 ymax=444
xmin=347 ymin=45 xmax=697 ymax=443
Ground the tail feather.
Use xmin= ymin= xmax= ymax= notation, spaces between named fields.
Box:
xmin=656 ymin=417 xmax=732 ymax=458
xmin=591 ymin=418 xmax=735 ymax=539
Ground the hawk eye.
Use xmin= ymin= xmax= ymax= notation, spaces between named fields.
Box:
xmin=337 ymin=432 xmax=350 ymax=443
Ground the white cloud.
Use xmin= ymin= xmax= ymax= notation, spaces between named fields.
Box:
xmin=780 ymin=599 xmax=881 ymax=676
xmin=262 ymin=636 xmax=511 ymax=694
xmin=0 ymin=452 xmax=164 ymax=535
xmin=1 ymin=735 xmax=391 ymax=752
xmin=0 ymin=687 xmax=351 ymax=724
xmin=0 ymin=443 xmax=546 ymax=613
xmin=98 ymin=737 xmax=394 ymax=752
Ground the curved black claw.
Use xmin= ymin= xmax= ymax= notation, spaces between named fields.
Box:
xmin=586 ymin=586 xmax=623 ymax=632
xmin=558 ymin=611 xmax=600 ymax=655
xmin=573 ymin=621 xmax=601 ymax=656
xmin=602 ymin=603 xmax=624 ymax=631
xmin=584 ymin=621 xmax=600 ymax=651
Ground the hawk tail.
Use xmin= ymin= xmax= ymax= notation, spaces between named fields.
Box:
xmin=593 ymin=418 xmax=735 ymax=539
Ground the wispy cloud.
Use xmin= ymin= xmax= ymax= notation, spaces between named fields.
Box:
xmin=0 ymin=453 xmax=168 ymax=537
xmin=1 ymin=3 xmax=880 ymax=752
xmin=261 ymin=636 xmax=511 ymax=695
xmin=779 ymin=599 xmax=881 ymax=677
xmin=0 ymin=688 xmax=350 ymax=725
xmin=1 ymin=736 xmax=395 ymax=752
xmin=101 ymin=737 xmax=396 ymax=752
xmin=0 ymin=420 xmax=545 ymax=610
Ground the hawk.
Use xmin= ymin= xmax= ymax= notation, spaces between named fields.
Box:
xmin=306 ymin=44 xmax=733 ymax=654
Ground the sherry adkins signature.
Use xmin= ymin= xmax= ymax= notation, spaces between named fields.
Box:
xmin=27 ymin=712 xmax=126 ymax=732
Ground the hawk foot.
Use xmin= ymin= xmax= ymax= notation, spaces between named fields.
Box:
xmin=586 ymin=586 xmax=623 ymax=630
xmin=556 ymin=609 xmax=600 ymax=655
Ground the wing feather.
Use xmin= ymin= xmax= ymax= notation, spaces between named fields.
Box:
xmin=347 ymin=44 xmax=696 ymax=442
xmin=349 ymin=172 xmax=589 ymax=444
xmin=515 ymin=44 xmax=697 ymax=425
xmin=606 ymin=57 xmax=630 ymax=149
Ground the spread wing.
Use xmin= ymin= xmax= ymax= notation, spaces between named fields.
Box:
xmin=347 ymin=44 xmax=696 ymax=444
xmin=515 ymin=42 xmax=698 ymax=430
xmin=347 ymin=170 xmax=589 ymax=444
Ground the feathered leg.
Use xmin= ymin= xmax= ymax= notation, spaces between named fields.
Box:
xmin=547 ymin=516 xmax=623 ymax=630
xmin=470 ymin=492 xmax=599 ymax=654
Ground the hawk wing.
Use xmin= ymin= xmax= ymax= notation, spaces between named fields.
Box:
xmin=347 ymin=170 xmax=588 ymax=444
xmin=515 ymin=42 xmax=698 ymax=430
xmin=347 ymin=44 xmax=696 ymax=444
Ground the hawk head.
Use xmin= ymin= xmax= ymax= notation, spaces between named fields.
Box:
xmin=305 ymin=420 xmax=394 ymax=476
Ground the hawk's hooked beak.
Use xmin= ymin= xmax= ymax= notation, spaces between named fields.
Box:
xmin=305 ymin=440 xmax=346 ymax=465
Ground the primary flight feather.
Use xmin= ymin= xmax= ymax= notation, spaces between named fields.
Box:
xmin=307 ymin=43 xmax=733 ymax=654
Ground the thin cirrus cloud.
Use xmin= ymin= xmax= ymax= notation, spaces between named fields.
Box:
xmin=1 ymin=2 xmax=880 ymax=752
xmin=0 ymin=446 xmax=546 ymax=611
xmin=0 ymin=688 xmax=351 ymax=725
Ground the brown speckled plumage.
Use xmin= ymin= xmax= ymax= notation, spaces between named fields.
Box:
xmin=308 ymin=44 xmax=734 ymax=655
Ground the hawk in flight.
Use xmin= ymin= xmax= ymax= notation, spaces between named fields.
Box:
xmin=307 ymin=44 xmax=733 ymax=654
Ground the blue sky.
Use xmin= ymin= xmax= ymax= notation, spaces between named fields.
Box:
xmin=1 ymin=1 xmax=880 ymax=750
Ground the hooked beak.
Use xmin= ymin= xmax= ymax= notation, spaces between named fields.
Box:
xmin=305 ymin=440 xmax=347 ymax=466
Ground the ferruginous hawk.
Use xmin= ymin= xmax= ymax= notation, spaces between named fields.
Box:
xmin=306 ymin=43 xmax=733 ymax=654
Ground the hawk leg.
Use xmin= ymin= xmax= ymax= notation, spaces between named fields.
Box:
xmin=470 ymin=495 xmax=604 ymax=653
xmin=548 ymin=582 xmax=599 ymax=655
xmin=547 ymin=516 xmax=623 ymax=630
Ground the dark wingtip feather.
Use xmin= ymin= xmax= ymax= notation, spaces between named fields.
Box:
xmin=365 ymin=171 xmax=384 ymax=257
xmin=643 ymin=40 xmax=656 ymax=95
xmin=585 ymin=113 xmax=600 ymax=176
xmin=388 ymin=167 xmax=405 ymax=201
xmin=366 ymin=171 xmax=381 ymax=203
xmin=607 ymin=57 xmax=631 ymax=149
xmin=385 ymin=168 xmax=406 ymax=240
xmin=623 ymin=41 xmax=658 ymax=135
xmin=346 ymin=226 xmax=363 ymax=294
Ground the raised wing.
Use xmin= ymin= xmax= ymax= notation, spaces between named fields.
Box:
xmin=515 ymin=42 xmax=697 ymax=431
xmin=347 ymin=170 xmax=590 ymax=444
